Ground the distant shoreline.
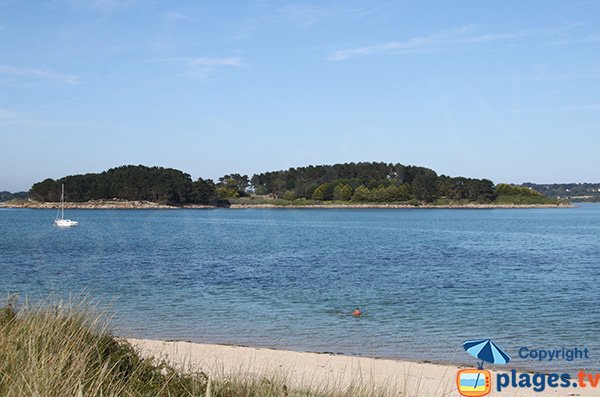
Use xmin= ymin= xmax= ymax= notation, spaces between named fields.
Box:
xmin=228 ymin=203 xmax=571 ymax=209
xmin=2 ymin=200 xmax=572 ymax=209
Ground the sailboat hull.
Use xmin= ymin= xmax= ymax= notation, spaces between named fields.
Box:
xmin=54 ymin=219 xmax=79 ymax=227
xmin=55 ymin=183 xmax=78 ymax=227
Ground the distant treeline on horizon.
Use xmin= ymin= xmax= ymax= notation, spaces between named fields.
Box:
xmin=523 ymin=183 xmax=600 ymax=202
xmin=0 ymin=191 xmax=28 ymax=202
xmin=23 ymin=163 xmax=559 ymax=206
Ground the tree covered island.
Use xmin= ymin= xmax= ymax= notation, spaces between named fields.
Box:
xmin=19 ymin=162 xmax=563 ymax=208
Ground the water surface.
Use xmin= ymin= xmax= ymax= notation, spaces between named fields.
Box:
xmin=1 ymin=206 xmax=598 ymax=372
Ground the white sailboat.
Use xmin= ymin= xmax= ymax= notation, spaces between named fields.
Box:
xmin=54 ymin=184 xmax=78 ymax=227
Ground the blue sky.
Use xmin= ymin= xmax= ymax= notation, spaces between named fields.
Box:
xmin=1 ymin=1 xmax=599 ymax=191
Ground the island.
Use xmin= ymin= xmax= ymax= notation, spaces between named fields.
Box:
xmin=3 ymin=163 xmax=568 ymax=209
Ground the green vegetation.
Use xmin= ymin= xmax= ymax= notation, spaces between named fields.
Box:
xmin=228 ymin=196 xmax=321 ymax=206
xmin=216 ymin=174 xmax=250 ymax=199
xmin=252 ymin=163 xmax=433 ymax=202
xmin=0 ymin=191 xmax=27 ymax=202
xmin=0 ymin=298 xmax=404 ymax=396
xmin=0 ymin=297 xmax=207 ymax=396
xmin=250 ymin=162 xmax=553 ymax=205
xmin=524 ymin=182 xmax=600 ymax=202
xmin=29 ymin=165 xmax=223 ymax=206
xmin=24 ymin=162 xmax=563 ymax=206
xmin=493 ymin=184 xmax=558 ymax=205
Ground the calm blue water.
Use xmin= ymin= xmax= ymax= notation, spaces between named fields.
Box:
xmin=1 ymin=206 xmax=599 ymax=372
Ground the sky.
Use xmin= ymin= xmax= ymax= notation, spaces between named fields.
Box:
xmin=1 ymin=0 xmax=599 ymax=191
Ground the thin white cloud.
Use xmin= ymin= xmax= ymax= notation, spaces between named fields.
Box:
xmin=153 ymin=57 xmax=246 ymax=67
xmin=276 ymin=2 xmax=400 ymax=28
xmin=161 ymin=10 xmax=192 ymax=23
xmin=64 ymin=0 xmax=136 ymax=12
xmin=462 ymin=32 xmax=521 ymax=43
xmin=0 ymin=65 xmax=80 ymax=84
xmin=0 ymin=107 xmax=91 ymax=129
xmin=512 ymin=68 xmax=600 ymax=82
xmin=353 ymin=1 xmax=397 ymax=18
xmin=145 ymin=57 xmax=246 ymax=82
xmin=191 ymin=57 xmax=246 ymax=67
xmin=508 ymin=103 xmax=600 ymax=113
xmin=328 ymin=27 xmax=523 ymax=61
xmin=277 ymin=4 xmax=331 ymax=28
xmin=547 ymin=33 xmax=600 ymax=45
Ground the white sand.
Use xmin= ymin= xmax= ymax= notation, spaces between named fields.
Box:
xmin=128 ymin=338 xmax=595 ymax=396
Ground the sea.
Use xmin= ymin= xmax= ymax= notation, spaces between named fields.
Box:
xmin=1 ymin=205 xmax=599 ymax=373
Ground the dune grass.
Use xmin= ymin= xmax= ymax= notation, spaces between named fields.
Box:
xmin=0 ymin=297 xmax=405 ymax=397
xmin=0 ymin=296 xmax=207 ymax=396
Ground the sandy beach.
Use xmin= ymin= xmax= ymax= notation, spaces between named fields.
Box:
xmin=128 ymin=338 xmax=595 ymax=396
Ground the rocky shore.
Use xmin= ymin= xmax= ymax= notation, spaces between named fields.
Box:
xmin=229 ymin=203 xmax=571 ymax=209
xmin=3 ymin=199 xmax=178 ymax=209
xmin=2 ymin=200 xmax=571 ymax=209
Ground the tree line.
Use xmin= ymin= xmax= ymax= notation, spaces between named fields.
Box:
xmin=251 ymin=162 xmax=497 ymax=203
xmin=27 ymin=162 xmax=555 ymax=205
xmin=523 ymin=182 xmax=600 ymax=202
xmin=29 ymin=165 xmax=222 ymax=205
xmin=0 ymin=191 xmax=28 ymax=202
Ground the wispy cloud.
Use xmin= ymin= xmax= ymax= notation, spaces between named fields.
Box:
xmin=511 ymin=65 xmax=600 ymax=82
xmin=276 ymin=2 xmax=401 ymax=29
xmin=152 ymin=57 xmax=246 ymax=67
xmin=508 ymin=103 xmax=600 ymax=113
xmin=328 ymin=26 xmax=522 ymax=61
xmin=63 ymin=0 xmax=136 ymax=12
xmin=0 ymin=65 xmax=80 ymax=84
xmin=146 ymin=57 xmax=246 ymax=81
xmin=0 ymin=107 xmax=91 ymax=129
xmin=161 ymin=10 xmax=192 ymax=23
xmin=328 ymin=21 xmax=594 ymax=61
xmin=353 ymin=1 xmax=397 ymax=18
xmin=547 ymin=33 xmax=600 ymax=45
xmin=277 ymin=4 xmax=331 ymax=28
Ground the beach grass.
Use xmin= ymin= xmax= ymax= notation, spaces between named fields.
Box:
xmin=0 ymin=297 xmax=410 ymax=397
xmin=0 ymin=296 xmax=208 ymax=396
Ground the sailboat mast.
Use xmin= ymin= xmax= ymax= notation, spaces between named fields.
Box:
xmin=61 ymin=184 xmax=65 ymax=220
xmin=53 ymin=183 xmax=77 ymax=227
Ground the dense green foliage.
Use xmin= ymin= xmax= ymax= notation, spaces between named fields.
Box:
xmin=0 ymin=191 xmax=27 ymax=201
xmin=216 ymin=173 xmax=250 ymax=198
xmin=251 ymin=162 xmax=496 ymax=203
xmin=29 ymin=165 xmax=221 ymax=205
xmin=524 ymin=182 xmax=600 ymax=202
xmin=493 ymin=183 xmax=557 ymax=204
xmin=495 ymin=184 xmax=543 ymax=197
xmin=25 ymin=162 xmax=563 ymax=205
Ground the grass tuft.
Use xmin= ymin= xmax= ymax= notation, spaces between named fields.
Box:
xmin=0 ymin=297 xmax=420 ymax=396
xmin=0 ymin=297 xmax=207 ymax=396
